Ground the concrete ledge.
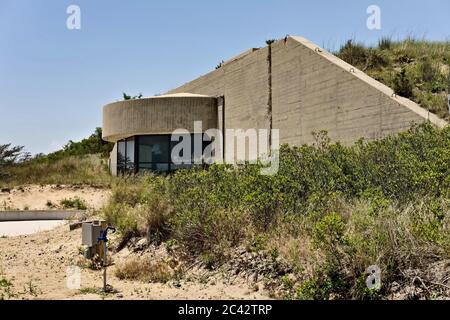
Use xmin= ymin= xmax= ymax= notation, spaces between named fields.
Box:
xmin=0 ymin=210 xmax=85 ymax=222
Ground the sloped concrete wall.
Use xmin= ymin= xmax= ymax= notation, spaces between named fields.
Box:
xmin=171 ymin=47 xmax=271 ymax=134
xmin=169 ymin=36 xmax=447 ymax=147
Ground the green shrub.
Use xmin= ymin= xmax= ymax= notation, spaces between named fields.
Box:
xmin=60 ymin=197 xmax=87 ymax=210
xmin=312 ymin=213 xmax=346 ymax=250
xmin=103 ymin=123 xmax=450 ymax=299
xmin=393 ymin=68 xmax=414 ymax=98
xmin=0 ymin=276 xmax=15 ymax=300
xmin=103 ymin=176 xmax=174 ymax=243
xmin=46 ymin=127 xmax=113 ymax=160
xmin=247 ymin=234 xmax=268 ymax=253
xmin=295 ymin=265 xmax=347 ymax=300
xmin=102 ymin=202 xmax=137 ymax=235
xmin=337 ymin=40 xmax=369 ymax=67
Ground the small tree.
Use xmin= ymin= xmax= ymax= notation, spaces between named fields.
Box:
xmin=0 ymin=144 xmax=24 ymax=167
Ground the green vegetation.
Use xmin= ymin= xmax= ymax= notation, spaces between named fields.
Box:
xmin=336 ymin=38 xmax=450 ymax=121
xmin=123 ymin=92 xmax=143 ymax=100
xmin=103 ymin=122 xmax=450 ymax=299
xmin=60 ymin=197 xmax=88 ymax=210
xmin=0 ymin=128 xmax=113 ymax=188
xmin=44 ymin=127 xmax=113 ymax=160
xmin=0 ymin=144 xmax=26 ymax=166
xmin=0 ymin=276 xmax=15 ymax=300
xmin=0 ymin=154 xmax=111 ymax=188
xmin=79 ymin=287 xmax=99 ymax=295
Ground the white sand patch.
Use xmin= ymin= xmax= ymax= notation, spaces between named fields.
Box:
xmin=0 ymin=220 xmax=67 ymax=237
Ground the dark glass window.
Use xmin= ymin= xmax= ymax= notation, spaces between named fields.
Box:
xmin=125 ymin=138 xmax=135 ymax=170
xmin=138 ymin=136 xmax=169 ymax=163
xmin=117 ymin=134 xmax=213 ymax=174
xmin=117 ymin=138 xmax=135 ymax=175
xmin=117 ymin=141 xmax=126 ymax=173
xmin=139 ymin=163 xmax=170 ymax=172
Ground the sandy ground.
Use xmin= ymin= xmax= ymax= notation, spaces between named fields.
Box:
xmin=0 ymin=185 xmax=110 ymax=211
xmin=0 ymin=223 xmax=271 ymax=300
xmin=0 ymin=185 xmax=271 ymax=300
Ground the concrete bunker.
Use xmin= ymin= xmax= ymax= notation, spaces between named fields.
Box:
xmin=102 ymin=36 xmax=448 ymax=176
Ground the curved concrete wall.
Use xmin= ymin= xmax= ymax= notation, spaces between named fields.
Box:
xmin=103 ymin=95 xmax=218 ymax=142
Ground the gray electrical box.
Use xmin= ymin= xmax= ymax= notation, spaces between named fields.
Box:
xmin=82 ymin=220 xmax=104 ymax=246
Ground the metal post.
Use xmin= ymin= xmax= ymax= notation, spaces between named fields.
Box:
xmin=103 ymin=240 xmax=107 ymax=292
xmin=97 ymin=226 xmax=115 ymax=293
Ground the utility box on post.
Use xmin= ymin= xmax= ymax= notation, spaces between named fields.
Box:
xmin=81 ymin=220 xmax=106 ymax=259
xmin=82 ymin=221 xmax=104 ymax=246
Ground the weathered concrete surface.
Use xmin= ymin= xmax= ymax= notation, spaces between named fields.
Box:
xmin=168 ymin=36 xmax=447 ymax=147
xmin=102 ymin=93 xmax=218 ymax=142
xmin=109 ymin=143 xmax=118 ymax=177
xmin=0 ymin=210 xmax=84 ymax=222
xmin=169 ymin=47 xmax=271 ymax=136
xmin=0 ymin=220 xmax=67 ymax=237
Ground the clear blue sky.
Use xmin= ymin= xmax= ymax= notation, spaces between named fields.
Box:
xmin=1 ymin=0 xmax=449 ymax=155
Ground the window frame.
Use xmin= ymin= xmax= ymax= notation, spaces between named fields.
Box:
xmin=116 ymin=134 xmax=211 ymax=174
xmin=117 ymin=137 xmax=136 ymax=175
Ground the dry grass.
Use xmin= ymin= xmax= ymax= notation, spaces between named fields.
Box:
xmin=115 ymin=258 xmax=181 ymax=283
xmin=0 ymin=154 xmax=112 ymax=188
xmin=269 ymin=198 xmax=450 ymax=299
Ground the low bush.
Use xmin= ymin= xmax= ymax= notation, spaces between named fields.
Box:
xmin=103 ymin=123 xmax=449 ymax=299
xmin=60 ymin=197 xmax=88 ymax=210
xmin=103 ymin=176 xmax=173 ymax=242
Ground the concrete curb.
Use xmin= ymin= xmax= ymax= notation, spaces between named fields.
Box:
xmin=0 ymin=210 xmax=86 ymax=222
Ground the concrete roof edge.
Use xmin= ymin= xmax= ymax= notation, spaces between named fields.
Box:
xmin=103 ymin=93 xmax=217 ymax=110
xmin=221 ymin=48 xmax=260 ymax=67
xmin=288 ymin=36 xmax=449 ymax=128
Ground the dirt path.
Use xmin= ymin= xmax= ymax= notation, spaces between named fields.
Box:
xmin=0 ymin=223 xmax=271 ymax=300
